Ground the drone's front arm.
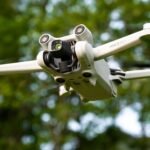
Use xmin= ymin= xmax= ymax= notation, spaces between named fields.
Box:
xmin=0 ymin=60 xmax=43 ymax=75
xmin=93 ymin=23 xmax=150 ymax=60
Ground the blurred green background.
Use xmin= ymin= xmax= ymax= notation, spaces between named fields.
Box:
xmin=0 ymin=0 xmax=150 ymax=149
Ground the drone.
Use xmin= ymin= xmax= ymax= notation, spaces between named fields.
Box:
xmin=0 ymin=23 xmax=150 ymax=101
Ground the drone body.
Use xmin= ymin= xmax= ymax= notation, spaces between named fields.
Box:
xmin=0 ymin=23 xmax=150 ymax=101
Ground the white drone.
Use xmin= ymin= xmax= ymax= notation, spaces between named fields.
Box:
xmin=0 ymin=23 xmax=150 ymax=101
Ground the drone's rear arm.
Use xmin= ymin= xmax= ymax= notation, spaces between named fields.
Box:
xmin=112 ymin=69 xmax=150 ymax=83
xmin=0 ymin=60 xmax=43 ymax=75
xmin=123 ymin=69 xmax=150 ymax=80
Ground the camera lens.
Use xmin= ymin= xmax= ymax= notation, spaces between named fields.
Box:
xmin=55 ymin=43 xmax=62 ymax=51
xmin=55 ymin=77 xmax=65 ymax=83
xmin=52 ymin=40 xmax=62 ymax=51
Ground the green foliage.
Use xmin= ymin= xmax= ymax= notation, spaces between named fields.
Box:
xmin=0 ymin=0 xmax=150 ymax=149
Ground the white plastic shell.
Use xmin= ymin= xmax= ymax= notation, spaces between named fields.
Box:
xmin=73 ymin=24 xmax=93 ymax=44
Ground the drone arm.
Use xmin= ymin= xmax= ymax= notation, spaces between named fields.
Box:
xmin=0 ymin=60 xmax=43 ymax=75
xmin=122 ymin=69 xmax=150 ymax=80
xmin=93 ymin=27 xmax=150 ymax=60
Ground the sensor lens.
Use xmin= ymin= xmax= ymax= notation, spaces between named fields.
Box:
xmin=82 ymin=72 xmax=92 ymax=78
xmin=40 ymin=34 xmax=49 ymax=43
xmin=55 ymin=77 xmax=65 ymax=83
xmin=75 ymin=25 xmax=85 ymax=34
